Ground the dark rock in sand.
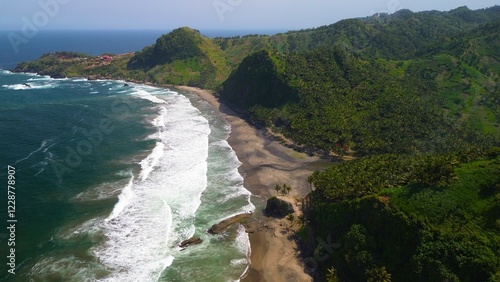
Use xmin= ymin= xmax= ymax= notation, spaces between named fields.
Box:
xmin=243 ymin=220 xmax=259 ymax=233
xmin=208 ymin=213 xmax=252 ymax=234
xmin=179 ymin=237 xmax=203 ymax=248
xmin=265 ymin=197 xmax=294 ymax=218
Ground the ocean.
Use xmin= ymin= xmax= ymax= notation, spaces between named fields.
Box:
xmin=0 ymin=29 xmax=287 ymax=70
xmin=0 ymin=30 xmax=261 ymax=281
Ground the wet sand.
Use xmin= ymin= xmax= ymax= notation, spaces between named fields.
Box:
xmin=177 ymin=86 xmax=320 ymax=282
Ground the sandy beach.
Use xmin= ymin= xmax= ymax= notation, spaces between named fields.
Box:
xmin=177 ymin=86 xmax=323 ymax=282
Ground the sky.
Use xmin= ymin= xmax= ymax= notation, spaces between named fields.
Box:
xmin=0 ymin=0 xmax=499 ymax=31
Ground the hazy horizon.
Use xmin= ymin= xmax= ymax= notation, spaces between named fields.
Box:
xmin=1 ymin=1 xmax=498 ymax=32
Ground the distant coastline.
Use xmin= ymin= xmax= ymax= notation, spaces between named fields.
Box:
xmin=0 ymin=29 xmax=287 ymax=70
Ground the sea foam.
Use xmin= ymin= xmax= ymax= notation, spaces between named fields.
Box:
xmin=94 ymin=85 xmax=211 ymax=281
xmin=2 ymin=82 xmax=58 ymax=90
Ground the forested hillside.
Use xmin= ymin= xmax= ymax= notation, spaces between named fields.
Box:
xmin=219 ymin=7 xmax=499 ymax=281
xmin=222 ymin=46 xmax=492 ymax=155
xmin=305 ymin=147 xmax=500 ymax=281
xmin=216 ymin=5 xmax=500 ymax=60
xmin=221 ymin=8 xmax=500 ymax=155
xmin=126 ymin=27 xmax=230 ymax=88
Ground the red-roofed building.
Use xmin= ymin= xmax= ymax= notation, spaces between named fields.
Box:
xmin=101 ymin=55 xmax=113 ymax=61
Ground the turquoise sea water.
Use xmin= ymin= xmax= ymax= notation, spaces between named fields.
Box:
xmin=0 ymin=70 xmax=254 ymax=281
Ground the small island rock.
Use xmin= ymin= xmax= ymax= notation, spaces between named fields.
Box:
xmin=208 ymin=213 xmax=252 ymax=235
xmin=179 ymin=237 xmax=203 ymax=248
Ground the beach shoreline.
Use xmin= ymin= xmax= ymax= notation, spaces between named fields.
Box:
xmin=176 ymin=86 xmax=320 ymax=282
xmin=6 ymin=68 xmax=320 ymax=280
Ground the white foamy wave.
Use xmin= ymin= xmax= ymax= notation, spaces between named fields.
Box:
xmin=230 ymin=258 xmax=249 ymax=267
xmin=29 ymin=256 xmax=109 ymax=282
xmin=235 ymin=224 xmax=251 ymax=255
xmin=132 ymin=88 xmax=167 ymax=104
xmin=95 ymin=191 xmax=175 ymax=281
xmin=71 ymin=179 xmax=131 ymax=202
xmin=151 ymin=106 xmax=167 ymax=129
xmin=32 ymin=160 xmax=48 ymax=176
xmin=211 ymin=138 xmax=255 ymax=213
xmin=2 ymin=82 xmax=58 ymax=90
xmin=177 ymin=225 xmax=196 ymax=246
xmin=71 ymin=78 xmax=88 ymax=82
xmin=139 ymin=142 xmax=165 ymax=181
xmin=2 ymin=84 xmax=31 ymax=90
xmin=27 ymin=75 xmax=51 ymax=81
xmin=43 ymin=142 xmax=56 ymax=153
xmin=8 ymin=72 xmax=39 ymax=78
xmin=89 ymin=87 xmax=98 ymax=94
xmin=219 ymin=189 xmax=253 ymax=204
xmin=14 ymin=139 xmax=54 ymax=164
xmin=105 ymin=80 xmax=128 ymax=90
xmin=233 ymin=225 xmax=251 ymax=282
xmin=95 ymin=88 xmax=211 ymax=281
xmin=211 ymin=139 xmax=236 ymax=151
xmin=105 ymin=176 xmax=135 ymax=221
xmin=32 ymin=83 xmax=58 ymax=89
xmin=31 ymin=142 xmax=59 ymax=176
xmin=0 ymin=70 xmax=12 ymax=75
xmin=94 ymin=80 xmax=113 ymax=84
xmin=56 ymin=217 xmax=105 ymax=241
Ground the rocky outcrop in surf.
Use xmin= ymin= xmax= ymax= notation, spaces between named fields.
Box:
xmin=208 ymin=213 xmax=252 ymax=235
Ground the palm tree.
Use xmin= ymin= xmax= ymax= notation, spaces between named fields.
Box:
xmin=366 ymin=266 xmax=391 ymax=282
xmin=326 ymin=267 xmax=340 ymax=282
xmin=286 ymin=214 xmax=295 ymax=229
xmin=274 ymin=184 xmax=282 ymax=195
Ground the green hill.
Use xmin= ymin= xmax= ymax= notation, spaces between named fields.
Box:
xmin=127 ymin=27 xmax=205 ymax=69
xmin=305 ymin=148 xmax=500 ymax=282
xmin=220 ymin=11 xmax=500 ymax=155
xmin=250 ymin=6 xmax=500 ymax=59
xmin=430 ymin=21 xmax=500 ymax=134
xmin=127 ymin=27 xmax=230 ymax=88
xmin=220 ymin=50 xmax=296 ymax=108
xmin=222 ymin=46 xmax=494 ymax=155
